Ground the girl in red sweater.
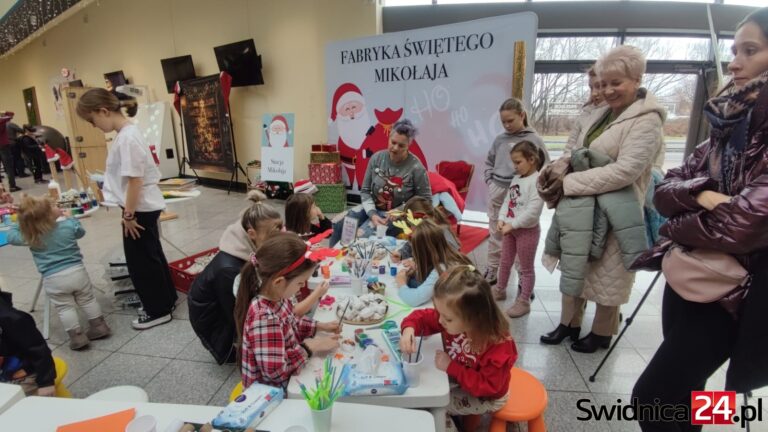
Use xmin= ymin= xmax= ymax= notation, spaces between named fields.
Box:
xmin=400 ymin=265 xmax=518 ymax=432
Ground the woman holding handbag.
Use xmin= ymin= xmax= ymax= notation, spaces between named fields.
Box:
xmin=632 ymin=8 xmax=768 ymax=431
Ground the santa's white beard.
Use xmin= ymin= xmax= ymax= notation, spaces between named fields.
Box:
xmin=337 ymin=110 xmax=371 ymax=150
xmin=269 ymin=131 xmax=287 ymax=147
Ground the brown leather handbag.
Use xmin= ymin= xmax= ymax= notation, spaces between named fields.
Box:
xmin=662 ymin=245 xmax=751 ymax=317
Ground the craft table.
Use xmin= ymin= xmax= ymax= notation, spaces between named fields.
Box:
xmin=0 ymin=396 xmax=436 ymax=432
xmin=0 ymin=383 xmax=24 ymax=415
xmin=286 ymin=241 xmax=451 ymax=432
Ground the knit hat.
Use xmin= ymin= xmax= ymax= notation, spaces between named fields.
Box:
xmin=293 ymin=179 xmax=317 ymax=195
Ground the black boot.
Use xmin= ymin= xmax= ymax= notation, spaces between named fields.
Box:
xmin=540 ymin=324 xmax=581 ymax=345
xmin=571 ymin=332 xmax=612 ymax=353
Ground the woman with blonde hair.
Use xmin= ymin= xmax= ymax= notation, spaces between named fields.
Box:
xmin=540 ymin=45 xmax=665 ymax=353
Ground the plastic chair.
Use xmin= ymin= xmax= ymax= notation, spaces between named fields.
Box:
xmin=53 ymin=357 xmax=72 ymax=398
xmin=229 ymin=382 xmax=244 ymax=402
xmin=463 ymin=367 xmax=548 ymax=432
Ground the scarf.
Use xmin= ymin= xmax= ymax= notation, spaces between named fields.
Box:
xmin=703 ymin=71 xmax=768 ymax=194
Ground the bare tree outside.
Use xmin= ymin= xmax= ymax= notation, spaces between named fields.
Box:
xmin=532 ymin=36 xmax=710 ymax=154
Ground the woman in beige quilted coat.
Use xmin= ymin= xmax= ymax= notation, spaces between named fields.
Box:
xmin=540 ymin=45 xmax=665 ymax=353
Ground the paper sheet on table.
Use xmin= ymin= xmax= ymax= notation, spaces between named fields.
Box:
xmin=56 ymin=408 xmax=135 ymax=432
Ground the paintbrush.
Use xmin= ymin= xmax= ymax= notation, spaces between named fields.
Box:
xmin=416 ymin=334 xmax=424 ymax=363
xmin=338 ymin=298 xmax=351 ymax=326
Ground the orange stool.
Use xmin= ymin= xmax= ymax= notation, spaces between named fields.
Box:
xmin=229 ymin=382 xmax=244 ymax=402
xmin=464 ymin=367 xmax=547 ymax=432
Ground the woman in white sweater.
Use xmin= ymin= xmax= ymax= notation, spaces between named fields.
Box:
xmin=495 ymin=141 xmax=545 ymax=317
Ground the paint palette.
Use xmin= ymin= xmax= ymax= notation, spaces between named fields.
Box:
xmin=382 ymin=327 xmax=402 ymax=363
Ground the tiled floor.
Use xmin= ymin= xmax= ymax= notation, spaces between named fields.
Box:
xmin=2 ymin=176 xmax=766 ymax=431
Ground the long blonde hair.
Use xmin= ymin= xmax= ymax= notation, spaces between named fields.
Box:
xmin=410 ymin=219 xmax=471 ymax=282
xmin=434 ymin=265 xmax=510 ymax=353
xmin=17 ymin=195 xmax=58 ymax=249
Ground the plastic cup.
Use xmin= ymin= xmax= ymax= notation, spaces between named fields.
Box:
xmin=402 ymin=352 xmax=423 ymax=388
xmin=125 ymin=415 xmax=157 ymax=432
xmin=321 ymin=265 xmax=331 ymax=280
xmin=310 ymin=406 xmax=333 ymax=432
xmin=376 ymin=224 xmax=387 ymax=239
xmin=350 ymin=277 xmax=365 ymax=295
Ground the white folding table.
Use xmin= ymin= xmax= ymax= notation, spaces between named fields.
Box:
xmin=286 ymin=245 xmax=450 ymax=432
xmin=0 ymin=396 xmax=436 ymax=432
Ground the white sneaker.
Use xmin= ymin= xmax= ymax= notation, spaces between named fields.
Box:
xmin=132 ymin=312 xmax=172 ymax=330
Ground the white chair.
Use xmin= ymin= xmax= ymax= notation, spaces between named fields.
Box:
xmin=85 ymin=386 xmax=149 ymax=403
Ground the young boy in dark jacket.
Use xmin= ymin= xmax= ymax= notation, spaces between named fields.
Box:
xmin=0 ymin=291 xmax=56 ymax=396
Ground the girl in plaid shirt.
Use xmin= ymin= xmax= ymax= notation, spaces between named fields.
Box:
xmin=234 ymin=233 xmax=341 ymax=390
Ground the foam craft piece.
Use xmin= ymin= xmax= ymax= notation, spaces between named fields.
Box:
xmin=56 ymin=408 xmax=135 ymax=432
xmin=55 ymin=148 xmax=74 ymax=170
xmin=309 ymin=163 xmax=342 ymax=184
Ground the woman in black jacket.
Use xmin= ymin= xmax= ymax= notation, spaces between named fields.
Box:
xmin=0 ymin=290 xmax=56 ymax=396
xmin=188 ymin=191 xmax=282 ymax=364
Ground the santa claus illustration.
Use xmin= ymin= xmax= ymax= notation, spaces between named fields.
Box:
xmin=330 ymin=83 xmax=373 ymax=190
xmin=265 ymin=115 xmax=291 ymax=147
xmin=355 ymin=108 xmax=428 ymax=188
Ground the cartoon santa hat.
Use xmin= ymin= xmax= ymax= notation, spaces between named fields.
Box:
xmin=329 ymin=82 xmax=364 ymax=122
xmin=55 ymin=148 xmax=74 ymax=170
xmin=389 ymin=176 xmax=403 ymax=192
xmin=43 ymin=144 xmax=59 ymax=163
xmin=270 ymin=115 xmax=289 ymax=131
xmin=293 ymin=179 xmax=318 ymax=195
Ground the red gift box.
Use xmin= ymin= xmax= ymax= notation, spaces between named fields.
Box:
xmin=311 ymin=144 xmax=338 ymax=152
xmin=309 ymin=163 xmax=342 ymax=184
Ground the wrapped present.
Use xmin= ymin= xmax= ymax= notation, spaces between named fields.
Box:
xmin=310 ymin=151 xmax=341 ymax=163
xmin=315 ymin=183 xmax=347 ymax=213
xmin=309 ymin=163 xmax=342 ymax=184
xmin=312 ymin=144 xmax=338 ymax=152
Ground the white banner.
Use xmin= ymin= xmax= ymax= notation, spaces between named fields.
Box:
xmin=325 ymin=13 xmax=537 ymax=212
xmin=261 ymin=147 xmax=294 ymax=182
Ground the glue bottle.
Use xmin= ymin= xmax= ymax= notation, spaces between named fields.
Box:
xmin=48 ymin=179 xmax=61 ymax=201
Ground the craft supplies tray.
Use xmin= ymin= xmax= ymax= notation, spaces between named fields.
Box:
xmin=168 ymin=247 xmax=219 ymax=294
xmin=337 ymin=294 xmax=389 ymax=325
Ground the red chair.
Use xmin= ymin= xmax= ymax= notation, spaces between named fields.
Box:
xmin=435 ymin=160 xmax=475 ymax=201
xmin=434 ymin=161 xmax=474 ymax=235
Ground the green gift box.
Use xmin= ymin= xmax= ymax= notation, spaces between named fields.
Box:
xmin=315 ymin=183 xmax=347 ymax=213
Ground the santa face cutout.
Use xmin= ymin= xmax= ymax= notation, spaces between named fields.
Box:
xmin=388 ymin=132 xmax=411 ymax=163
xmin=269 ymin=121 xmax=287 ymax=147
xmin=266 ymin=116 xmax=290 ymax=147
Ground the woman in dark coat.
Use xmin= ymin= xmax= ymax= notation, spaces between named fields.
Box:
xmin=633 ymin=8 xmax=768 ymax=431
xmin=188 ymin=191 xmax=282 ymax=364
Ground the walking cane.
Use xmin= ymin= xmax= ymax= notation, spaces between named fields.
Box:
xmin=589 ymin=271 xmax=662 ymax=382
